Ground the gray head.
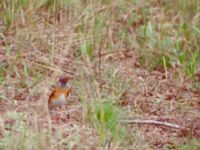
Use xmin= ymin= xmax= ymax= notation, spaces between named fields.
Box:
xmin=59 ymin=76 xmax=71 ymax=88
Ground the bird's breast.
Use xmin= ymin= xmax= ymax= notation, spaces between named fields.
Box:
xmin=51 ymin=93 xmax=67 ymax=106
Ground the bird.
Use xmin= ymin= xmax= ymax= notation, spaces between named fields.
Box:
xmin=48 ymin=76 xmax=72 ymax=109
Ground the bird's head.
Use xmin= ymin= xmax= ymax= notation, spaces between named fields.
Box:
xmin=59 ymin=76 xmax=72 ymax=88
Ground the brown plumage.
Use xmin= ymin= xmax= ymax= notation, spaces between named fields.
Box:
xmin=48 ymin=77 xmax=72 ymax=109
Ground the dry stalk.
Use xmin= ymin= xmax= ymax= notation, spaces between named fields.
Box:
xmin=121 ymin=119 xmax=188 ymax=130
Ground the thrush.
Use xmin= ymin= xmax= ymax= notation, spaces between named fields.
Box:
xmin=48 ymin=77 xmax=72 ymax=109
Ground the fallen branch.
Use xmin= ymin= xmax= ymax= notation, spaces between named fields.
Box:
xmin=121 ymin=119 xmax=187 ymax=130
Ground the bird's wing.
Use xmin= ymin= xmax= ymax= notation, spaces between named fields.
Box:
xmin=64 ymin=88 xmax=71 ymax=97
xmin=48 ymin=89 xmax=60 ymax=103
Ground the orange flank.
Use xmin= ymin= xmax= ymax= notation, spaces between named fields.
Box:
xmin=48 ymin=88 xmax=71 ymax=109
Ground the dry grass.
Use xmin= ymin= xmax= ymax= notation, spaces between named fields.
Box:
xmin=0 ymin=0 xmax=200 ymax=149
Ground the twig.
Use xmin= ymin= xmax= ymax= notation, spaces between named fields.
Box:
xmin=13 ymin=78 xmax=44 ymax=100
xmin=98 ymin=43 xmax=101 ymax=79
xmin=98 ymin=42 xmax=102 ymax=93
xmin=148 ymin=108 xmax=161 ymax=115
xmin=121 ymin=119 xmax=187 ymax=130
